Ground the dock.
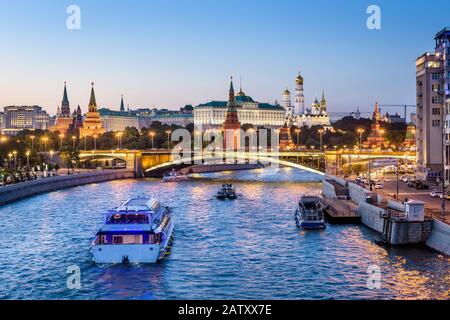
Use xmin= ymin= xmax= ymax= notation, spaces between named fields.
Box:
xmin=320 ymin=197 xmax=361 ymax=223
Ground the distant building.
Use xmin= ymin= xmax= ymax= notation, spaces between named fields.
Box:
xmin=1 ymin=105 xmax=50 ymax=135
xmin=99 ymin=108 xmax=140 ymax=132
xmin=363 ymin=103 xmax=385 ymax=148
xmin=404 ymin=123 xmax=416 ymax=147
xmin=79 ymin=83 xmax=105 ymax=137
xmin=194 ymin=82 xmax=285 ymax=130
xmin=284 ymin=73 xmax=331 ymax=128
xmin=383 ymin=112 xmax=406 ymax=124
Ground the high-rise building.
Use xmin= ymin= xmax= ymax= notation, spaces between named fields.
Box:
xmin=416 ymin=27 xmax=450 ymax=184
xmin=1 ymin=105 xmax=50 ymax=135
xmin=79 ymin=83 xmax=105 ymax=137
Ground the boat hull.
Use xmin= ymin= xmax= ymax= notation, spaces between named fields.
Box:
xmin=92 ymin=244 xmax=164 ymax=263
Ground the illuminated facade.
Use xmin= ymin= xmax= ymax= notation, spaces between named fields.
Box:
xmin=363 ymin=102 xmax=385 ymax=148
xmin=50 ymin=82 xmax=74 ymax=134
xmin=79 ymin=83 xmax=105 ymax=137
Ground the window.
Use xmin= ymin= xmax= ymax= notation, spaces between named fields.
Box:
xmin=432 ymin=108 xmax=441 ymax=115
xmin=432 ymin=85 xmax=440 ymax=92
xmin=113 ymin=236 xmax=123 ymax=244
xmin=432 ymin=120 xmax=441 ymax=127
xmin=432 ymin=96 xmax=442 ymax=104
xmin=432 ymin=73 xmax=441 ymax=80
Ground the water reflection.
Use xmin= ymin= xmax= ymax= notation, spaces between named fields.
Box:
xmin=0 ymin=168 xmax=448 ymax=300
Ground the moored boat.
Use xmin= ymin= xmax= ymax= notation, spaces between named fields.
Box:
xmin=91 ymin=195 xmax=174 ymax=264
xmin=295 ymin=195 xmax=326 ymax=230
xmin=162 ymin=169 xmax=189 ymax=182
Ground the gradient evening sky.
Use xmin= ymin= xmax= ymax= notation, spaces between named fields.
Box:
xmin=0 ymin=0 xmax=449 ymax=116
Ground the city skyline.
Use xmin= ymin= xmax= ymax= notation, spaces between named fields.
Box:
xmin=1 ymin=0 xmax=450 ymax=115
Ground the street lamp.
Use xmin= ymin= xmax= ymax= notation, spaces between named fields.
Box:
xmin=12 ymin=150 xmax=17 ymax=168
xmin=59 ymin=134 xmax=65 ymax=151
xmin=166 ymin=130 xmax=172 ymax=149
xmin=30 ymin=135 xmax=35 ymax=150
xmin=295 ymin=128 xmax=301 ymax=148
xmin=49 ymin=150 xmax=54 ymax=164
xmin=149 ymin=131 xmax=155 ymax=149
xmin=42 ymin=136 xmax=49 ymax=152
xmin=318 ymin=128 xmax=324 ymax=150
xmin=8 ymin=153 xmax=12 ymax=168
xmin=26 ymin=150 xmax=30 ymax=169
xmin=116 ymin=132 xmax=123 ymax=149
xmin=357 ymin=128 xmax=365 ymax=149
xmin=72 ymin=136 xmax=77 ymax=150
xmin=93 ymin=135 xmax=98 ymax=151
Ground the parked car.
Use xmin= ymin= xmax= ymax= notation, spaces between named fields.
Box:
xmin=407 ymin=181 xmax=416 ymax=188
xmin=400 ymin=176 xmax=409 ymax=183
xmin=415 ymin=181 xmax=429 ymax=190
xmin=374 ymin=183 xmax=384 ymax=189
xmin=430 ymin=190 xmax=443 ymax=198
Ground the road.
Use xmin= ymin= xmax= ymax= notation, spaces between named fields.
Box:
xmin=372 ymin=176 xmax=449 ymax=223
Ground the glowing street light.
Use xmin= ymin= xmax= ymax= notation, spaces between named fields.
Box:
xmin=93 ymin=134 xmax=98 ymax=151
xmin=166 ymin=130 xmax=172 ymax=149
xmin=8 ymin=153 xmax=12 ymax=168
xmin=295 ymin=128 xmax=301 ymax=148
xmin=149 ymin=131 xmax=155 ymax=149
xmin=357 ymin=128 xmax=365 ymax=149
xmin=26 ymin=150 xmax=30 ymax=169
xmin=318 ymin=128 xmax=324 ymax=150
xmin=42 ymin=136 xmax=49 ymax=152
xmin=29 ymin=135 xmax=35 ymax=150
xmin=116 ymin=132 xmax=123 ymax=149
xmin=59 ymin=134 xmax=65 ymax=150
xmin=72 ymin=136 xmax=77 ymax=149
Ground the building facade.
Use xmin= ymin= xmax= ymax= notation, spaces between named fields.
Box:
xmin=79 ymin=83 xmax=105 ymax=137
xmin=415 ymin=28 xmax=450 ymax=184
xmin=50 ymin=82 xmax=74 ymax=134
xmin=1 ymin=105 xmax=50 ymax=135
xmin=194 ymin=83 xmax=285 ymax=130
xmin=363 ymin=103 xmax=385 ymax=149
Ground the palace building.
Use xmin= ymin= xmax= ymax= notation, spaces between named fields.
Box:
xmin=194 ymin=81 xmax=286 ymax=130
xmin=79 ymin=83 xmax=105 ymax=137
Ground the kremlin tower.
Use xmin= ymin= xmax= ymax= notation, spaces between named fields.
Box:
xmin=223 ymin=77 xmax=241 ymax=151
xmin=294 ymin=72 xmax=304 ymax=115
xmin=364 ymin=102 xmax=385 ymax=148
xmin=50 ymin=82 xmax=74 ymax=134
xmin=79 ymin=83 xmax=105 ymax=137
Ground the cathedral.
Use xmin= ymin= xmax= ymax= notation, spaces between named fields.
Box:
xmin=282 ymin=73 xmax=331 ymax=128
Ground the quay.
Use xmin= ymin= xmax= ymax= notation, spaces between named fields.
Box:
xmin=0 ymin=169 xmax=135 ymax=205
xmin=322 ymin=175 xmax=450 ymax=255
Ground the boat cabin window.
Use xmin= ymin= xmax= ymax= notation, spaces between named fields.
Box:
xmin=107 ymin=214 xmax=149 ymax=224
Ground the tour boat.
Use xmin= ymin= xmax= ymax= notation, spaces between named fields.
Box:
xmin=295 ymin=195 xmax=326 ymax=230
xmin=162 ymin=169 xmax=189 ymax=182
xmin=91 ymin=195 xmax=174 ymax=264
xmin=217 ymin=184 xmax=237 ymax=200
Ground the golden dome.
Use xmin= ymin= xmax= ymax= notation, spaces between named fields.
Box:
xmin=283 ymin=88 xmax=291 ymax=95
xmin=296 ymin=73 xmax=304 ymax=84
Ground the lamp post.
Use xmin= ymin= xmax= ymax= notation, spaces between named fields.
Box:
xmin=93 ymin=135 xmax=98 ymax=152
xmin=166 ymin=130 xmax=172 ymax=149
xmin=59 ymin=134 xmax=65 ymax=151
xmin=116 ymin=132 xmax=123 ymax=149
xmin=26 ymin=150 xmax=30 ymax=169
xmin=72 ymin=136 xmax=77 ymax=150
xmin=8 ymin=153 xmax=12 ymax=168
xmin=318 ymin=128 xmax=324 ymax=151
xmin=149 ymin=132 xmax=155 ymax=149
xmin=42 ymin=136 xmax=49 ymax=153
xmin=30 ymin=135 xmax=35 ymax=151
xmin=295 ymin=128 xmax=301 ymax=149
xmin=49 ymin=150 xmax=54 ymax=164
xmin=12 ymin=151 xmax=17 ymax=169
xmin=357 ymin=129 xmax=365 ymax=149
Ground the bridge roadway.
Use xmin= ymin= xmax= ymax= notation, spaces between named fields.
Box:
xmin=78 ymin=149 xmax=416 ymax=176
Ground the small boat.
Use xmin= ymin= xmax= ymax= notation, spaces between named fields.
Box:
xmin=295 ymin=195 xmax=326 ymax=230
xmin=91 ymin=195 xmax=174 ymax=264
xmin=162 ymin=169 xmax=189 ymax=182
xmin=217 ymin=184 xmax=237 ymax=200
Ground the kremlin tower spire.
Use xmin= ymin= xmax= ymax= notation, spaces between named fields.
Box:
xmin=120 ymin=94 xmax=125 ymax=112
xmin=89 ymin=82 xmax=97 ymax=112
xmin=295 ymin=72 xmax=305 ymax=115
xmin=61 ymin=81 xmax=71 ymax=117
xmin=223 ymin=77 xmax=241 ymax=150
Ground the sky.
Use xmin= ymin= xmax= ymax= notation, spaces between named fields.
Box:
xmin=0 ymin=0 xmax=449 ymax=117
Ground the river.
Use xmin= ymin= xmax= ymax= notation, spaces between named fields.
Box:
xmin=0 ymin=168 xmax=448 ymax=299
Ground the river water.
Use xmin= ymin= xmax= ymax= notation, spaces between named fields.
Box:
xmin=0 ymin=168 xmax=448 ymax=300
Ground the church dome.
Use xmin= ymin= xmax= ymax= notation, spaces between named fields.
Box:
xmin=296 ymin=73 xmax=304 ymax=84
xmin=283 ymin=88 xmax=291 ymax=95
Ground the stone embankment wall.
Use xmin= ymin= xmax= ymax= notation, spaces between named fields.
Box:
xmin=0 ymin=170 xmax=135 ymax=205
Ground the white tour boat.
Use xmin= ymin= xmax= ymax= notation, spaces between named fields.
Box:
xmin=91 ymin=195 xmax=174 ymax=263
